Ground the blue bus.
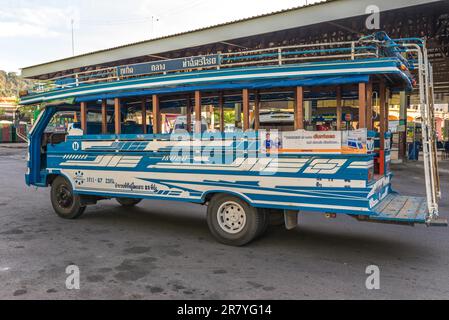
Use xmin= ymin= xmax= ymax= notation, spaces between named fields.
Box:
xmin=20 ymin=32 xmax=446 ymax=246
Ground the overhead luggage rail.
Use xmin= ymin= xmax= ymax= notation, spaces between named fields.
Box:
xmin=29 ymin=39 xmax=382 ymax=94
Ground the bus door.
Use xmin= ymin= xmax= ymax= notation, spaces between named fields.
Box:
xmin=26 ymin=107 xmax=83 ymax=186
xmin=26 ymin=107 xmax=57 ymax=186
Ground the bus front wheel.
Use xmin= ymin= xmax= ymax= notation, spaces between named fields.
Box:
xmin=50 ymin=176 xmax=86 ymax=219
xmin=207 ymin=194 xmax=266 ymax=246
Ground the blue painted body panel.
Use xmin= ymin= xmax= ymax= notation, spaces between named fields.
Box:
xmin=28 ymin=131 xmax=398 ymax=218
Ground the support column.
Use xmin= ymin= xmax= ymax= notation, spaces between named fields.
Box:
xmin=152 ymin=95 xmax=160 ymax=134
xmin=234 ymin=103 xmax=242 ymax=128
xmin=398 ymin=91 xmax=408 ymax=162
xmin=141 ymin=97 xmax=147 ymax=134
xmin=385 ymin=88 xmax=390 ymax=132
xmin=336 ymin=86 xmax=342 ymax=131
xmin=379 ymin=81 xmax=387 ymax=149
xmin=304 ymin=100 xmax=312 ymax=130
xmin=219 ymin=92 xmax=225 ymax=132
xmin=195 ymin=91 xmax=202 ymax=133
xmin=101 ymin=100 xmax=108 ymax=134
xmin=186 ymin=95 xmax=192 ymax=133
xmin=80 ymin=102 xmax=87 ymax=134
xmin=242 ymin=89 xmax=250 ymax=131
xmin=209 ymin=105 xmax=215 ymax=131
xmin=366 ymin=81 xmax=373 ymax=131
xmin=294 ymin=86 xmax=304 ymax=130
xmin=114 ymin=98 xmax=121 ymax=134
xmin=359 ymin=83 xmax=367 ymax=129
xmin=254 ymin=91 xmax=260 ymax=131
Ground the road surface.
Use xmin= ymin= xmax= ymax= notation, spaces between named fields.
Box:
xmin=0 ymin=146 xmax=448 ymax=299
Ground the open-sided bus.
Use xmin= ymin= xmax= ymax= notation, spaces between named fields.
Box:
xmin=20 ymin=32 xmax=446 ymax=246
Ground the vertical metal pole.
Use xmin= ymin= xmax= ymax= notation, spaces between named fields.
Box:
xmin=235 ymin=103 xmax=242 ymax=128
xmin=114 ymin=98 xmax=121 ymax=135
xmin=379 ymin=80 xmax=387 ymax=175
xmin=209 ymin=105 xmax=215 ymax=131
xmin=101 ymin=99 xmax=107 ymax=134
xmin=195 ymin=91 xmax=202 ymax=134
xmin=351 ymin=42 xmax=355 ymax=60
xmin=422 ymin=44 xmax=439 ymax=213
xmin=141 ymin=97 xmax=147 ymax=134
xmin=80 ymin=102 xmax=87 ymax=134
xmin=186 ymin=95 xmax=192 ymax=133
xmin=336 ymin=86 xmax=342 ymax=131
xmin=428 ymin=64 xmax=441 ymax=199
xmin=413 ymin=44 xmax=437 ymax=217
xmin=254 ymin=91 xmax=260 ymax=131
xmin=294 ymin=87 xmax=304 ymax=130
xmin=219 ymin=92 xmax=225 ymax=132
xmin=278 ymin=48 xmax=283 ymax=66
xmin=152 ymin=95 xmax=160 ymax=134
xmin=398 ymin=91 xmax=408 ymax=162
xmin=366 ymin=81 xmax=373 ymax=131
xmin=242 ymin=89 xmax=250 ymax=131
xmin=359 ymin=83 xmax=367 ymax=129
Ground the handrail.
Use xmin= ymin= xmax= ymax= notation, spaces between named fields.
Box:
xmin=28 ymin=33 xmax=421 ymax=95
xmin=29 ymin=39 xmax=383 ymax=94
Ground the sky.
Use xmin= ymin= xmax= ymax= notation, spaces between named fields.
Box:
xmin=0 ymin=0 xmax=322 ymax=73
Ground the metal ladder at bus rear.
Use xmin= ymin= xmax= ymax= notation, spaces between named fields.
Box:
xmin=388 ymin=38 xmax=444 ymax=226
xmin=415 ymin=40 xmax=443 ymax=225
xmin=427 ymin=64 xmax=441 ymax=202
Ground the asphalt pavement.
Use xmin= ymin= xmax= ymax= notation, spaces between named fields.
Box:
xmin=0 ymin=146 xmax=448 ymax=300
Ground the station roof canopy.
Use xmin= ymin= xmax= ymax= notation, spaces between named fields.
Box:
xmin=21 ymin=0 xmax=449 ymax=93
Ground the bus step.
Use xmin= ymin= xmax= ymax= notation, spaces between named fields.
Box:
xmin=369 ymin=194 xmax=429 ymax=225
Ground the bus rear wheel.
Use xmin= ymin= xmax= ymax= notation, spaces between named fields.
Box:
xmin=207 ymin=194 xmax=265 ymax=246
xmin=116 ymin=198 xmax=142 ymax=207
xmin=50 ymin=176 xmax=86 ymax=219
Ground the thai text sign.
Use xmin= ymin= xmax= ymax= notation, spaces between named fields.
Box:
xmin=270 ymin=130 xmax=372 ymax=154
xmin=118 ymin=55 xmax=220 ymax=77
xmin=280 ymin=131 xmax=342 ymax=154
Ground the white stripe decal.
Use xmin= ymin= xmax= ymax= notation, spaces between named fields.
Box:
xmin=49 ymin=169 xmax=367 ymax=189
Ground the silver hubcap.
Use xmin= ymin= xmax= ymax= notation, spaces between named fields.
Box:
xmin=217 ymin=201 xmax=247 ymax=234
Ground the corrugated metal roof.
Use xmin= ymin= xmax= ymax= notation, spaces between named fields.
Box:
xmin=21 ymin=0 xmax=334 ymax=70
xmin=21 ymin=0 xmax=443 ymax=78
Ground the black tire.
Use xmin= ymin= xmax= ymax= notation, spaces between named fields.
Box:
xmin=207 ymin=194 xmax=265 ymax=246
xmin=50 ymin=176 xmax=86 ymax=219
xmin=267 ymin=209 xmax=285 ymax=226
xmin=116 ymin=198 xmax=142 ymax=207
xmin=256 ymin=208 xmax=269 ymax=238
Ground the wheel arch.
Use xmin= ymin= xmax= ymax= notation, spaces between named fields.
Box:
xmin=202 ymin=190 xmax=253 ymax=206
xmin=46 ymin=172 xmax=73 ymax=187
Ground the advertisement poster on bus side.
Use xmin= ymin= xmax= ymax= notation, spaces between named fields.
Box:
xmin=341 ymin=129 xmax=374 ymax=154
xmin=278 ymin=130 xmax=342 ymax=154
